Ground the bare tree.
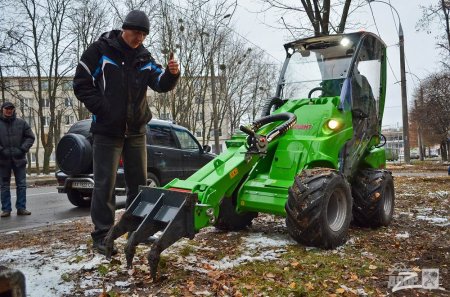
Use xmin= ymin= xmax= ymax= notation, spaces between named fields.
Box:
xmin=6 ymin=0 xmax=75 ymax=173
xmin=410 ymin=71 xmax=450 ymax=161
xmin=258 ymin=0 xmax=365 ymax=37
xmin=69 ymin=0 xmax=110 ymax=120
xmin=416 ymin=0 xmax=450 ymax=68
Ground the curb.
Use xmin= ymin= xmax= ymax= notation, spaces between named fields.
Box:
xmin=10 ymin=177 xmax=57 ymax=187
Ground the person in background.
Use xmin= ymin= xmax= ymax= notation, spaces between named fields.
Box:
xmin=0 ymin=101 xmax=35 ymax=218
xmin=73 ymin=10 xmax=180 ymax=255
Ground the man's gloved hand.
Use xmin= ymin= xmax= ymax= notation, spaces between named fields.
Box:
xmin=11 ymin=147 xmax=25 ymax=158
xmin=0 ymin=148 xmax=12 ymax=158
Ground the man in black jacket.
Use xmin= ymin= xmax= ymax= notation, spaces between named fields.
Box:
xmin=73 ymin=10 xmax=180 ymax=255
xmin=0 ymin=101 xmax=35 ymax=217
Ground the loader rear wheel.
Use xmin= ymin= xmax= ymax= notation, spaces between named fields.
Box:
xmin=352 ymin=169 xmax=394 ymax=228
xmin=214 ymin=197 xmax=258 ymax=231
xmin=285 ymin=169 xmax=352 ymax=248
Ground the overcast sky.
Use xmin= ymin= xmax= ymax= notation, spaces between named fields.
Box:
xmin=231 ymin=0 xmax=443 ymax=128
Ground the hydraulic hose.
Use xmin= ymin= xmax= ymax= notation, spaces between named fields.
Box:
xmin=240 ymin=112 xmax=297 ymax=143
xmin=260 ymin=97 xmax=285 ymax=117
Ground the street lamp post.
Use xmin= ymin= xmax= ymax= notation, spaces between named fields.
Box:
xmin=368 ymin=0 xmax=410 ymax=163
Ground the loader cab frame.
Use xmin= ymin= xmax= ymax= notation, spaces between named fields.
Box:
xmin=277 ymin=32 xmax=387 ymax=130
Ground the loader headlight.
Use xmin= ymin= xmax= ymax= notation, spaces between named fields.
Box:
xmin=327 ymin=119 xmax=340 ymax=130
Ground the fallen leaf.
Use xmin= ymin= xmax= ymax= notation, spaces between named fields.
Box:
xmin=289 ymin=282 xmax=297 ymax=289
xmin=336 ymin=287 xmax=345 ymax=294
xmin=207 ymin=270 xmax=222 ymax=280
xmin=291 ymin=261 xmax=300 ymax=268
xmin=368 ymin=265 xmax=377 ymax=270
xmin=265 ymin=272 xmax=275 ymax=278
xmin=243 ymin=284 xmax=254 ymax=290
xmin=305 ymin=281 xmax=314 ymax=291
xmin=202 ymin=263 xmax=214 ymax=270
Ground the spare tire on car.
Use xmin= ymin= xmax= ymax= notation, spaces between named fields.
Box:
xmin=56 ymin=133 xmax=92 ymax=175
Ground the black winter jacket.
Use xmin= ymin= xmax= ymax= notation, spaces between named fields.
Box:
xmin=73 ymin=30 xmax=179 ymax=137
xmin=0 ymin=112 xmax=35 ymax=175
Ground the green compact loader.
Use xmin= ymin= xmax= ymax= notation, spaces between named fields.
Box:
xmin=105 ymin=31 xmax=395 ymax=279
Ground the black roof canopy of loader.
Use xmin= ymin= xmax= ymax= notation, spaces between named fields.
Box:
xmin=284 ymin=31 xmax=386 ymax=57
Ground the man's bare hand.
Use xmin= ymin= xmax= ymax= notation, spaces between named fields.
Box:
xmin=168 ymin=52 xmax=179 ymax=75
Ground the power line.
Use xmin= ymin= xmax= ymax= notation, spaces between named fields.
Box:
xmin=387 ymin=0 xmax=415 ymax=88
xmin=368 ymin=2 xmax=399 ymax=82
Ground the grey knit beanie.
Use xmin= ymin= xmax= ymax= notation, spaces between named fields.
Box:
xmin=122 ymin=10 xmax=150 ymax=34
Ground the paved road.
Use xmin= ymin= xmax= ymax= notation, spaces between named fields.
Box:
xmin=391 ymin=171 xmax=448 ymax=177
xmin=0 ymin=185 xmax=126 ymax=233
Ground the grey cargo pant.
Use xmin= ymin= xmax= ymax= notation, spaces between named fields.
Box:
xmin=90 ymin=133 xmax=147 ymax=243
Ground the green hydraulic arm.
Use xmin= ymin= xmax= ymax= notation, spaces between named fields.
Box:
xmin=104 ymin=112 xmax=297 ymax=279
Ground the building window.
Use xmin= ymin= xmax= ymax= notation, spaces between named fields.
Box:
xmin=20 ymin=98 xmax=32 ymax=109
xmin=196 ymin=131 xmax=202 ymax=137
xmin=194 ymin=80 xmax=202 ymax=90
xmin=64 ymin=115 xmax=74 ymax=125
xmin=25 ymin=114 xmax=34 ymax=126
xmin=64 ymin=97 xmax=73 ymax=107
xmin=196 ymin=112 xmax=203 ymax=121
xmin=160 ymin=113 xmax=170 ymax=120
xmin=41 ymin=81 xmax=49 ymax=90
xmin=210 ymin=129 xmax=222 ymax=137
xmin=30 ymin=152 xmax=37 ymax=163
xmin=2 ymin=79 xmax=13 ymax=89
xmin=40 ymin=99 xmax=50 ymax=108
xmin=19 ymin=79 xmax=32 ymax=91
xmin=62 ymin=80 xmax=72 ymax=91
xmin=43 ymin=116 xmax=50 ymax=127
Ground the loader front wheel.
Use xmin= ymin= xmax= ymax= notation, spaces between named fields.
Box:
xmin=285 ymin=169 xmax=352 ymax=249
xmin=352 ymin=169 xmax=395 ymax=228
xmin=214 ymin=197 xmax=258 ymax=231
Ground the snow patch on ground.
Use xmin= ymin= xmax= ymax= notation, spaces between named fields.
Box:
xmin=169 ymin=232 xmax=297 ymax=273
xmin=416 ymin=215 xmax=449 ymax=226
xmin=0 ymin=244 xmax=105 ymax=297
xmin=0 ymin=232 xmax=299 ymax=294
xmin=395 ymin=231 xmax=410 ymax=239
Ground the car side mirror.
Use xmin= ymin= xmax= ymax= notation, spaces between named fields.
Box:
xmin=202 ymin=145 xmax=211 ymax=153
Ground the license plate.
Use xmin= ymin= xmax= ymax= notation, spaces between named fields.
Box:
xmin=72 ymin=181 xmax=94 ymax=189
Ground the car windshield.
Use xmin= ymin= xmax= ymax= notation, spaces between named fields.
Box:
xmin=279 ymin=36 xmax=357 ymax=100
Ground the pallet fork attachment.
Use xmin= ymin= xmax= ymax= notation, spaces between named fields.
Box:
xmin=104 ymin=186 xmax=196 ymax=280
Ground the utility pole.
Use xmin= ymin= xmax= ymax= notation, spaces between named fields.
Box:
xmin=399 ymin=23 xmax=410 ymax=164
xmin=368 ymin=0 xmax=410 ymax=163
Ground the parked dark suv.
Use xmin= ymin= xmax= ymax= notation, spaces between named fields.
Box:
xmin=55 ymin=119 xmax=215 ymax=207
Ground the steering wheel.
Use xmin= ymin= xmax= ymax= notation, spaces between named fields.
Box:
xmin=308 ymin=87 xmax=323 ymax=98
xmin=375 ymin=134 xmax=387 ymax=148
